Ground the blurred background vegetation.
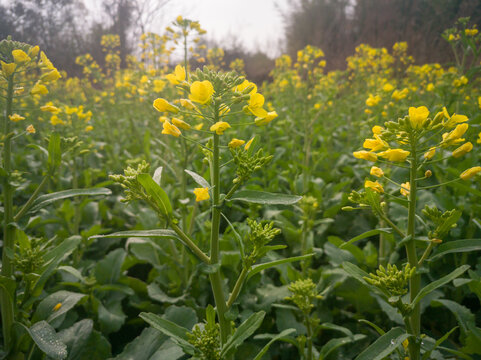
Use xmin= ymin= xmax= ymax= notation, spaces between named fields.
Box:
xmin=1 ymin=0 xmax=481 ymax=82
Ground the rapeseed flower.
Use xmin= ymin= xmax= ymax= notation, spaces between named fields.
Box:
xmin=193 ymin=187 xmax=210 ymax=201
xmin=378 ymin=149 xmax=410 ymax=162
xmin=229 ymin=139 xmax=245 ymax=148
xmin=246 ymin=92 xmax=268 ymax=118
xmin=166 ymin=64 xmax=186 ymax=85
xmin=153 ymin=98 xmax=179 ymax=113
xmin=353 ymin=151 xmax=377 ymax=162
xmin=452 ymin=142 xmax=473 ymax=158
xmin=12 ymin=49 xmax=31 ymax=64
xmin=460 ymin=167 xmax=481 ymax=180
xmin=400 ymin=182 xmax=410 ymax=197
xmin=189 ymin=80 xmax=214 ymax=104
xmin=172 ymin=117 xmax=191 ymax=130
xmin=162 ymin=121 xmax=181 ymax=137
xmin=363 ymin=135 xmax=388 ymax=152
xmin=210 ymin=121 xmax=230 ymax=135
xmin=30 ymin=82 xmax=48 ymax=95
xmin=408 ymin=106 xmax=429 ymax=129
xmin=365 ymin=180 xmax=384 ymax=193
xmin=424 ymin=147 xmax=436 ymax=160
xmin=255 ymin=111 xmax=278 ymax=126
xmin=370 ymin=166 xmax=384 ymax=177
xmin=1 ymin=61 xmax=16 ymax=77
xmin=9 ymin=114 xmax=25 ymax=122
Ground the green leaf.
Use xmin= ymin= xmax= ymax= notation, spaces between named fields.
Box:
xmin=48 ymin=132 xmax=62 ymax=172
xmin=358 ymin=319 xmax=385 ymax=336
xmin=185 ymin=169 xmax=210 ymax=188
xmin=252 ymin=329 xmax=296 ymax=360
xmin=340 ymin=228 xmax=392 ymax=248
xmin=29 ymin=188 xmax=112 ymax=214
xmin=32 ymin=290 xmax=86 ymax=323
xmin=429 ymin=239 xmax=481 ymax=261
xmin=89 ymin=229 xmax=178 ymax=240
xmin=421 ymin=326 xmax=459 ymax=360
xmin=59 ymin=320 xmax=111 ymax=360
xmin=94 ymin=248 xmax=126 ymax=284
xmin=147 ymin=283 xmax=186 ymax=304
xmin=248 ymin=254 xmax=314 ymax=278
xmin=97 ymin=300 xmax=126 ymax=334
xmin=137 ymin=173 xmax=172 ymax=215
xmin=411 ymin=265 xmax=470 ymax=308
xmin=319 ymin=334 xmax=366 ymax=360
xmin=432 ymin=299 xmax=481 ymax=340
xmin=341 ymin=261 xmax=388 ymax=297
xmin=319 ymin=323 xmax=354 ymax=338
xmin=139 ymin=312 xmax=195 ymax=354
xmin=113 ymin=327 xmax=166 ymax=360
xmin=354 ymin=327 xmax=409 ymax=360
xmin=228 ymin=190 xmax=302 ymax=205
xmin=27 ymin=321 xmax=67 ymax=359
xmin=221 ymin=311 xmax=266 ymax=357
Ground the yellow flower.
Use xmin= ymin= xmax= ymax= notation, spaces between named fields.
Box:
xmin=444 ymin=114 xmax=468 ymax=129
xmin=255 ymin=111 xmax=278 ymax=126
xmin=378 ymin=149 xmax=410 ymax=162
xmin=228 ymin=138 xmax=245 ymax=148
xmin=363 ymin=135 xmax=388 ymax=152
xmin=365 ymin=180 xmax=384 ymax=193
xmin=424 ymin=147 xmax=436 ymax=160
xmin=365 ymin=94 xmax=381 ymax=107
xmin=234 ymin=79 xmax=257 ymax=94
xmin=165 ymin=64 xmax=186 ymax=85
xmin=40 ymin=105 xmax=60 ymax=113
xmin=1 ymin=61 xmax=16 ymax=77
xmin=194 ymin=123 xmax=204 ymax=130
xmin=153 ymin=98 xmax=179 ymax=113
xmin=408 ymin=106 xmax=429 ymax=129
xmin=85 ymin=125 xmax=94 ymax=132
xmin=245 ymin=137 xmax=254 ymax=151
xmin=370 ymin=166 xmax=384 ymax=177
xmin=465 ymin=28 xmax=478 ymax=36
xmin=189 ymin=80 xmax=214 ymax=104
xmin=444 ymin=123 xmax=468 ymax=143
xmin=172 ymin=117 xmax=191 ymax=130
xmin=426 ymin=83 xmax=434 ymax=91
xmin=153 ymin=79 xmax=166 ymax=92
xmin=39 ymin=51 xmax=54 ymax=70
xmin=460 ymin=166 xmax=481 ymax=180
xmin=193 ymin=187 xmax=210 ymax=202
xmin=477 ymin=132 xmax=481 ymax=144
xmin=353 ymin=150 xmax=377 ymax=162
xmin=9 ymin=113 xmax=25 ymax=122
xmin=12 ymin=49 xmax=31 ymax=64
xmin=400 ymin=182 xmax=410 ymax=197
xmin=50 ymin=115 xmax=65 ymax=125
xmin=382 ymin=83 xmax=394 ymax=92
xmin=246 ymin=92 xmax=268 ymax=118
xmin=162 ymin=121 xmax=181 ymax=137
xmin=26 ymin=124 xmax=36 ymax=133
xmin=210 ymin=121 xmax=231 ymax=135
xmin=452 ymin=142 xmax=473 ymax=158
xmin=158 ymin=116 xmax=168 ymax=123
xmin=372 ymin=126 xmax=383 ymax=134
xmin=40 ymin=69 xmax=61 ymax=82
xmin=53 ymin=303 xmax=62 ymax=312
xmin=391 ymin=88 xmax=408 ymax=101
xmin=30 ymin=82 xmax=48 ymax=95
xmin=28 ymin=45 xmax=39 ymax=57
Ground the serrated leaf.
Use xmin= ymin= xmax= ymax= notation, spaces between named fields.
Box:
xmin=228 ymin=190 xmax=302 ymax=205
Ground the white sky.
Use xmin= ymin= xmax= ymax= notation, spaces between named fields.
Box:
xmin=85 ymin=0 xmax=290 ymax=57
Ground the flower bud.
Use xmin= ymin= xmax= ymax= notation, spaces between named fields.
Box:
xmin=425 ymin=170 xmax=432 ymax=178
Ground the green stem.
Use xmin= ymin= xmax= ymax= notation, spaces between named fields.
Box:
xmin=406 ymin=145 xmax=421 ymax=360
xmin=170 ymin=222 xmax=210 ymax=264
xmin=305 ymin=314 xmax=313 ymax=360
xmin=209 ymin=128 xmax=231 ymax=346
xmin=226 ymin=267 xmax=248 ymax=308
xmin=1 ymin=76 xmax=16 ymax=352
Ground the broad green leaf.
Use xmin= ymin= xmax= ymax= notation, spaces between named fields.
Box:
xmin=59 ymin=320 xmax=111 ymax=360
xmin=137 ymin=173 xmax=172 ymax=215
xmin=228 ymin=190 xmax=302 ymax=205
xmin=248 ymin=254 xmax=314 ymax=278
xmin=48 ymin=132 xmax=62 ymax=172
xmin=252 ymin=329 xmax=296 ymax=360
xmin=29 ymin=188 xmax=111 ymax=214
xmin=411 ymin=265 xmax=470 ymax=308
xmin=429 ymin=239 xmax=481 ymax=261
xmin=221 ymin=311 xmax=266 ymax=357
xmin=113 ymin=327 xmax=166 ymax=360
xmin=355 ymin=327 xmax=409 ymax=360
xmin=151 ymin=340 xmax=184 ymax=360
xmin=97 ymin=300 xmax=126 ymax=334
xmin=95 ymin=248 xmax=126 ymax=284
xmin=89 ymin=229 xmax=178 ymax=240
xmin=358 ymin=319 xmax=385 ymax=336
xmin=340 ymin=228 xmax=392 ymax=248
xmin=27 ymin=321 xmax=67 ymax=359
xmin=319 ymin=334 xmax=366 ymax=360
xmin=432 ymin=299 xmax=481 ymax=340
xmin=185 ymin=169 xmax=210 ymax=188
xmin=147 ymin=283 xmax=186 ymax=304
xmin=32 ymin=290 xmax=86 ymax=323
xmin=139 ymin=312 xmax=195 ymax=354
xmin=319 ymin=323 xmax=353 ymax=338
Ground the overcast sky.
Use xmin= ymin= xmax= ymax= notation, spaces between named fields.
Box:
xmin=85 ymin=0 xmax=290 ymax=57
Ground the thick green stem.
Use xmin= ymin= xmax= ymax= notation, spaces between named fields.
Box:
xmin=209 ymin=132 xmax=231 ymax=345
xmin=226 ymin=267 xmax=248 ymax=308
xmin=170 ymin=222 xmax=210 ymax=264
xmin=1 ymin=76 xmax=16 ymax=352
xmin=406 ymin=145 xmax=421 ymax=360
